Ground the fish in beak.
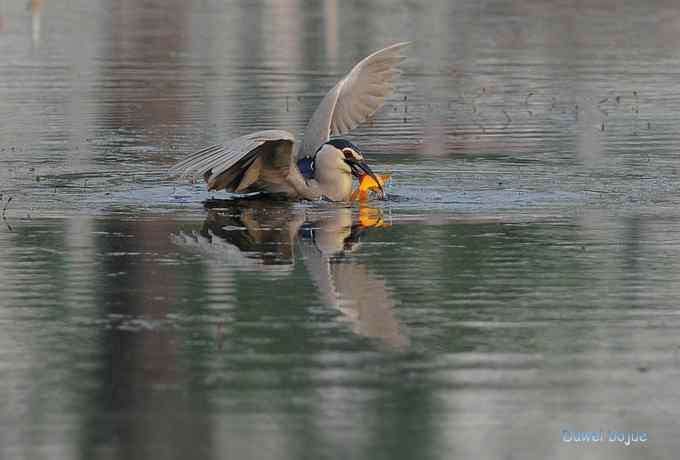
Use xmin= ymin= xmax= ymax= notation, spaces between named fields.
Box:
xmin=344 ymin=158 xmax=385 ymax=199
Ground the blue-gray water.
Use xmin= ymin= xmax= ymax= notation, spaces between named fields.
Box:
xmin=1 ymin=1 xmax=679 ymax=459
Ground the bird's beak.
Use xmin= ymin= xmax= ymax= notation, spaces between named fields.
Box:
xmin=345 ymin=159 xmax=385 ymax=199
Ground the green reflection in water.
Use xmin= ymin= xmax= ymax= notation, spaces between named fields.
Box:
xmin=2 ymin=204 xmax=678 ymax=459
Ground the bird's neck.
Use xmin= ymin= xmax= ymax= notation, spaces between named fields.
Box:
xmin=315 ymin=170 xmax=353 ymax=201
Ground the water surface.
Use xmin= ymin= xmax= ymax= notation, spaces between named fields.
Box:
xmin=1 ymin=1 xmax=680 ymax=459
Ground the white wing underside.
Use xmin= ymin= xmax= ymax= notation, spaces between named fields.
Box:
xmin=300 ymin=42 xmax=410 ymax=159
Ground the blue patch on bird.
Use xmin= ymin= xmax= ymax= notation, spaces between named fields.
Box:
xmin=297 ymin=157 xmax=315 ymax=179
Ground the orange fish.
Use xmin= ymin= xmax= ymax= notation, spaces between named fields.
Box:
xmin=351 ymin=174 xmax=390 ymax=202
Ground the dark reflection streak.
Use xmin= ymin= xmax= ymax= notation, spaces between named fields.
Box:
xmin=215 ymin=319 xmax=225 ymax=352
xmin=80 ymin=219 xmax=214 ymax=460
xmin=371 ymin=384 xmax=438 ymax=460
xmin=93 ymin=0 xmax=185 ymax=157
xmin=622 ymin=215 xmax=643 ymax=307
xmin=16 ymin=222 xmax=71 ymax=459
xmin=79 ymin=2 xmax=215 ymax=460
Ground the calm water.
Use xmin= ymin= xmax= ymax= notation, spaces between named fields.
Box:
xmin=2 ymin=1 xmax=680 ymax=459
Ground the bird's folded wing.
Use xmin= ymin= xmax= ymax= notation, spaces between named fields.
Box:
xmin=170 ymin=130 xmax=296 ymax=192
xmin=300 ymin=42 xmax=410 ymax=159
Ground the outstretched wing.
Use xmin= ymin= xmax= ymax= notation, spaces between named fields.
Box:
xmin=300 ymin=42 xmax=410 ymax=159
xmin=171 ymin=130 xmax=298 ymax=195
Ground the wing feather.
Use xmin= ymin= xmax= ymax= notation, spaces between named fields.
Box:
xmin=170 ymin=130 xmax=297 ymax=194
xmin=299 ymin=42 xmax=409 ymax=158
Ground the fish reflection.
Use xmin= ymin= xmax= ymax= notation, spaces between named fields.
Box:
xmin=174 ymin=202 xmax=408 ymax=349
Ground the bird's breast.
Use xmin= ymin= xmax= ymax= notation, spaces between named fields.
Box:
xmin=315 ymin=171 xmax=353 ymax=202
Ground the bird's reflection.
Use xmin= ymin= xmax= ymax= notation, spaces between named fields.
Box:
xmin=173 ymin=201 xmax=408 ymax=349
xmin=298 ymin=208 xmax=409 ymax=349
xmin=172 ymin=201 xmax=301 ymax=274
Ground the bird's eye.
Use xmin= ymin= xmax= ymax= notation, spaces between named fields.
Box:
xmin=343 ymin=149 xmax=356 ymax=159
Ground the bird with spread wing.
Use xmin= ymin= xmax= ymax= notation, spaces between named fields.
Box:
xmin=171 ymin=42 xmax=409 ymax=202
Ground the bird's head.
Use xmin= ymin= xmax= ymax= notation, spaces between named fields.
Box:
xmin=315 ymin=139 xmax=384 ymax=198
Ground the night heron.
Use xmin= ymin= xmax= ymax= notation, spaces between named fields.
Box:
xmin=171 ymin=42 xmax=409 ymax=202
